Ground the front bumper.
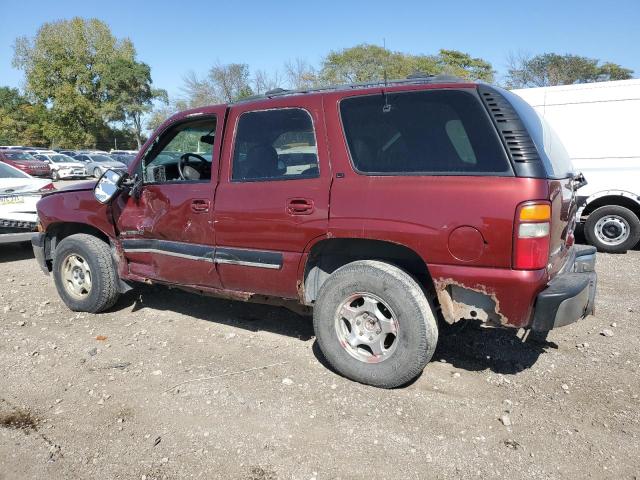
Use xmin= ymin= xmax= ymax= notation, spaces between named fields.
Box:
xmin=32 ymin=232 xmax=50 ymax=274
xmin=531 ymin=245 xmax=597 ymax=331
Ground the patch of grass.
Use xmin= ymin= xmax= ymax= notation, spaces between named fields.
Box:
xmin=0 ymin=408 xmax=39 ymax=433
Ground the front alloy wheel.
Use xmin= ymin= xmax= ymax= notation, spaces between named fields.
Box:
xmin=60 ymin=253 xmax=92 ymax=299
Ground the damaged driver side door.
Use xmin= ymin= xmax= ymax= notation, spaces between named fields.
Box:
xmin=113 ymin=108 xmax=225 ymax=288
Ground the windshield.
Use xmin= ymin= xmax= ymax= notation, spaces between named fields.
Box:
xmin=90 ymin=155 xmax=115 ymax=163
xmin=3 ymin=151 xmax=35 ymax=161
xmin=49 ymin=154 xmax=76 ymax=163
xmin=0 ymin=162 xmax=29 ymax=178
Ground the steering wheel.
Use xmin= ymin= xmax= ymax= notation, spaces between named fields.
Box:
xmin=178 ymin=153 xmax=208 ymax=180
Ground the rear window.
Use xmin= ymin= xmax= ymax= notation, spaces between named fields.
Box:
xmin=339 ymin=90 xmax=511 ymax=175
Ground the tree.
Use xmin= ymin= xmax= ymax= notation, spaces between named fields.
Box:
xmin=12 ymin=17 xmax=163 ymax=147
xmin=505 ymin=52 xmax=634 ymax=88
xmin=284 ymin=58 xmax=319 ymax=89
xmin=102 ymin=58 xmax=167 ymax=148
xmin=0 ymin=87 xmax=48 ymax=146
xmin=319 ymin=44 xmax=494 ymax=85
xmin=209 ymin=63 xmax=254 ymax=102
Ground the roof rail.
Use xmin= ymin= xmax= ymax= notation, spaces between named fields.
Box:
xmin=232 ymin=74 xmax=468 ymax=104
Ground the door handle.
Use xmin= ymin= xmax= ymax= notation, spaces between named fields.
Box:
xmin=287 ymin=198 xmax=314 ymax=215
xmin=191 ymin=199 xmax=210 ymax=213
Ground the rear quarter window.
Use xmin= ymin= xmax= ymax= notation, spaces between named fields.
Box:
xmin=339 ymin=89 xmax=512 ymax=176
xmin=501 ymin=89 xmax=575 ymax=179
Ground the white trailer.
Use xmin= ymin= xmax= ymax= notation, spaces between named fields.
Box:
xmin=512 ymin=79 xmax=640 ymax=253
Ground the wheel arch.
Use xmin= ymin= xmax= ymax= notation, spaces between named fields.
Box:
xmin=40 ymin=222 xmax=112 ymax=271
xmin=578 ymin=191 xmax=640 ymax=221
xmin=301 ymin=237 xmax=435 ymax=305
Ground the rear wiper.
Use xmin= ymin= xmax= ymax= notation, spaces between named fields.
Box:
xmin=572 ymin=172 xmax=587 ymax=191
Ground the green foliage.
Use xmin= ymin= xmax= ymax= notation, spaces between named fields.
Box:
xmin=506 ymin=53 xmax=634 ymax=88
xmin=0 ymin=87 xmax=48 ymax=146
xmin=12 ymin=17 xmax=163 ymax=148
xmin=319 ymin=44 xmax=494 ymax=84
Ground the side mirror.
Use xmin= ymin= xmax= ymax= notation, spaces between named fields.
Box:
xmin=94 ymin=169 xmax=127 ymax=204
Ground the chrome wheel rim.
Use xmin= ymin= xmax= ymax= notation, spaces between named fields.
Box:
xmin=94 ymin=168 xmax=101 ymax=178
xmin=334 ymin=292 xmax=399 ymax=363
xmin=61 ymin=254 xmax=92 ymax=299
xmin=594 ymin=215 xmax=630 ymax=246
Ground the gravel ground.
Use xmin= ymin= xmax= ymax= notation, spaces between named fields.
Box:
xmin=0 ymin=240 xmax=638 ymax=480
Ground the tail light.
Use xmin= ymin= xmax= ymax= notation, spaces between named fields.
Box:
xmin=38 ymin=183 xmax=56 ymax=192
xmin=513 ymin=202 xmax=551 ymax=270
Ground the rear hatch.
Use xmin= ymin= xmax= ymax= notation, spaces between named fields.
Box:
xmin=478 ymin=86 xmax=578 ymax=277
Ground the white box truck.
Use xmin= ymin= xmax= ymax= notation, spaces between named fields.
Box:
xmin=513 ymin=79 xmax=640 ymax=253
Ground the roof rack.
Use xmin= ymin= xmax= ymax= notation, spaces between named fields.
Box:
xmin=232 ymin=74 xmax=468 ymax=104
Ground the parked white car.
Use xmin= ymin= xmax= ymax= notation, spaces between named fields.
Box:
xmin=32 ymin=151 xmax=88 ymax=180
xmin=0 ymin=162 xmax=54 ymax=244
xmin=513 ymin=79 xmax=640 ymax=253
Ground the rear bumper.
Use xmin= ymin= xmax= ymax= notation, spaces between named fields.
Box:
xmin=531 ymin=245 xmax=597 ymax=331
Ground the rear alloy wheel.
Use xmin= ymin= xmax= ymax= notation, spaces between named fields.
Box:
xmin=53 ymin=233 xmax=120 ymax=313
xmin=584 ymin=205 xmax=640 ymax=253
xmin=313 ymin=260 xmax=438 ymax=388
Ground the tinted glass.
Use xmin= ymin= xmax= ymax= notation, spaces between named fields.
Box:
xmin=340 ymin=90 xmax=511 ymax=175
xmin=232 ymin=108 xmax=319 ymax=181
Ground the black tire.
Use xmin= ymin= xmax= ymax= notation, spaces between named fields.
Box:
xmin=51 ymin=170 xmax=59 ymax=181
xmin=584 ymin=205 xmax=640 ymax=253
xmin=52 ymin=233 xmax=120 ymax=313
xmin=93 ymin=167 xmax=102 ymax=178
xmin=313 ymin=260 xmax=438 ymax=388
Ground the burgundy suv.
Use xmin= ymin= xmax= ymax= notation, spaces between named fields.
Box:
xmin=32 ymin=76 xmax=597 ymax=388
xmin=0 ymin=150 xmax=51 ymax=177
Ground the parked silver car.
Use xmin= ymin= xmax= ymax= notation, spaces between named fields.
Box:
xmin=73 ymin=154 xmax=127 ymax=178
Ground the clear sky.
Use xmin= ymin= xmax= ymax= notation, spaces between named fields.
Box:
xmin=1 ymin=0 xmax=638 ymax=99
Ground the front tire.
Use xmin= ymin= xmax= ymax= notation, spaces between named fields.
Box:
xmin=313 ymin=260 xmax=438 ymax=388
xmin=93 ymin=167 xmax=102 ymax=178
xmin=584 ymin=205 xmax=640 ymax=253
xmin=51 ymin=170 xmax=59 ymax=181
xmin=52 ymin=234 xmax=120 ymax=313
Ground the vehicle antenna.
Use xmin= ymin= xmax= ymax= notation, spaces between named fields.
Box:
xmin=382 ymin=38 xmax=391 ymax=113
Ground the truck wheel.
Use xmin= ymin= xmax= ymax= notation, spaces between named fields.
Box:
xmin=584 ymin=205 xmax=640 ymax=253
xmin=52 ymin=234 xmax=120 ymax=313
xmin=313 ymin=260 xmax=438 ymax=388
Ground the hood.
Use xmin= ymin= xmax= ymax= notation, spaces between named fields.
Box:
xmin=54 ymin=162 xmax=85 ymax=168
xmin=10 ymin=159 xmax=46 ymax=167
xmin=55 ymin=180 xmax=97 ymax=192
xmin=0 ymin=177 xmax=50 ymax=194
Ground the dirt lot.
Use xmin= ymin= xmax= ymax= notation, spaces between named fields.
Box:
xmin=0 ymin=238 xmax=638 ymax=479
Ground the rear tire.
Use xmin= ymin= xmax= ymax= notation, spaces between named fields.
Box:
xmin=313 ymin=260 xmax=438 ymax=388
xmin=584 ymin=205 xmax=640 ymax=253
xmin=52 ymin=234 xmax=120 ymax=313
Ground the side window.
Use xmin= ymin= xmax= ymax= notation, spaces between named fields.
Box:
xmin=142 ymin=117 xmax=217 ymax=184
xmin=232 ymin=108 xmax=319 ymax=182
xmin=340 ymin=90 xmax=511 ymax=175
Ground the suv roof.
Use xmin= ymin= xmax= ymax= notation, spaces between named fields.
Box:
xmin=232 ymin=74 xmax=472 ymax=105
